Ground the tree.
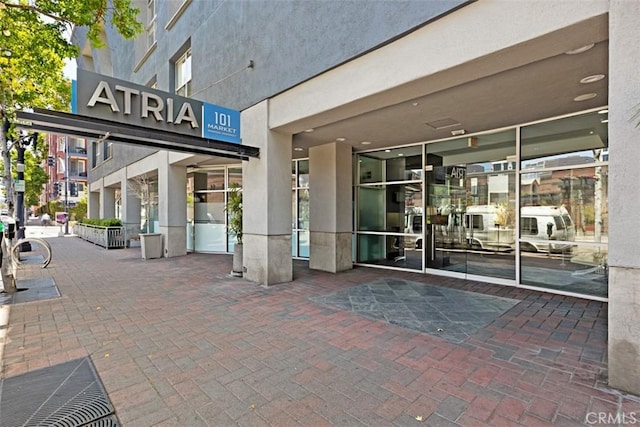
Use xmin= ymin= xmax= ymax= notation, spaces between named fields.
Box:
xmin=0 ymin=0 xmax=142 ymax=213
xmin=20 ymin=141 xmax=48 ymax=206
xmin=127 ymin=174 xmax=155 ymax=233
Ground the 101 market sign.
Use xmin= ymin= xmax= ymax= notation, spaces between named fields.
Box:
xmin=73 ymin=69 xmax=240 ymax=144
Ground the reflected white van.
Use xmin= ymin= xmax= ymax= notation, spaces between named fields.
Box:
xmin=520 ymin=206 xmax=576 ymax=252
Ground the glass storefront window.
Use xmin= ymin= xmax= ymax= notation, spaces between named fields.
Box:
xmin=292 ymin=158 xmax=310 ymax=258
xmin=188 ymin=167 xmax=242 ymax=253
xmin=355 ymin=145 xmax=423 ymax=271
xmin=519 ymin=110 xmax=608 ymax=295
xmin=520 ymin=242 xmax=607 ymax=298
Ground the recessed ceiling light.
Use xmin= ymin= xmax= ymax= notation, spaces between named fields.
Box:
xmin=336 ymin=137 xmax=346 ymax=142
xmin=361 ymin=141 xmax=371 ymax=145
xmin=412 ymin=102 xmax=419 ymax=107
xmin=598 ymin=109 xmax=608 ymax=114
xmin=451 ymin=129 xmax=466 ymax=136
xmin=580 ymin=74 xmax=605 ymax=84
xmin=574 ymin=93 xmax=597 ymax=101
xmin=565 ymin=43 xmax=595 ymax=55
xmin=601 ymin=119 xmax=609 ymax=123
xmin=385 ymin=149 xmax=391 ymax=153
xmin=303 ymin=129 xmax=314 ymax=133
xmin=398 ymin=153 xmax=404 ymax=157
xmin=294 ymin=147 xmax=304 ymax=151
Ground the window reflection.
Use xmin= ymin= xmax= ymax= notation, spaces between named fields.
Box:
xmin=521 ymin=242 xmax=607 ymax=298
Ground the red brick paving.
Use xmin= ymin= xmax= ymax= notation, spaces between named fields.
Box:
xmin=0 ymin=235 xmax=638 ymax=426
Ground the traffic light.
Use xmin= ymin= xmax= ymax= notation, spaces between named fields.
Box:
xmin=53 ymin=182 xmax=60 ymax=194
xmin=47 ymin=155 xmax=55 ymax=166
xmin=70 ymin=182 xmax=78 ymax=197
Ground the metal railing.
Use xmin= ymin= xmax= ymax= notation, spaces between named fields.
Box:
xmin=73 ymin=224 xmax=126 ymax=249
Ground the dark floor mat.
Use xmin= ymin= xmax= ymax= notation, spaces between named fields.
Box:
xmin=0 ymin=277 xmax=60 ymax=305
xmin=310 ymin=278 xmax=519 ymax=343
xmin=0 ymin=357 xmax=118 ymax=427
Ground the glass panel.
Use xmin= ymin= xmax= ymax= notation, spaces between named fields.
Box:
xmin=520 ymin=242 xmax=607 ymax=298
xmin=521 ymin=111 xmax=608 ymax=167
xmin=298 ymin=188 xmax=309 ymax=229
xmin=291 ymin=232 xmax=298 ymax=257
xmin=206 ymin=169 xmax=225 ymax=190
xmin=298 ymin=160 xmax=309 ymax=187
xmin=292 ymin=161 xmax=297 ymax=188
xmin=520 ymin=110 xmax=608 ymax=297
xmin=291 ymin=190 xmax=296 ymax=229
xmin=358 ymin=155 xmax=383 ymax=184
xmin=357 ymin=186 xmax=385 ymax=231
xmin=521 ymin=167 xmax=607 ymax=245
xmin=357 ymin=234 xmax=385 ymax=262
xmin=384 ymin=147 xmax=422 ymax=181
xmin=228 ymin=167 xmax=242 ymax=188
xmin=298 ymin=231 xmax=310 ymax=257
xmin=187 ymin=175 xmax=194 ymax=251
xmin=194 ymin=192 xmax=226 ymax=252
xmin=425 ymin=129 xmax=516 ymax=280
xmin=195 ymin=223 xmax=226 ymax=252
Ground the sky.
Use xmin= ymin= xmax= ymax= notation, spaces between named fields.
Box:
xmin=63 ymin=58 xmax=77 ymax=80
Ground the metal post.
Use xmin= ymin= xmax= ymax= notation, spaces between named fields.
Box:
xmin=64 ymin=136 xmax=69 ymax=235
xmin=16 ymin=143 xmax=31 ymax=251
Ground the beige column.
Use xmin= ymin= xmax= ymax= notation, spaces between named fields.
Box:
xmin=121 ymin=176 xmax=142 ymax=240
xmin=158 ymin=153 xmax=187 ymax=258
xmin=242 ymin=101 xmax=293 ymax=286
xmin=309 ymin=143 xmax=353 ymax=272
xmin=88 ymin=190 xmax=100 ymax=219
xmin=100 ymin=186 xmax=116 ymax=219
xmin=607 ymin=0 xmax=640 ymax=395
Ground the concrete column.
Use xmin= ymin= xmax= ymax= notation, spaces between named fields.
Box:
xmin=158 ymin=153 xmax=187 ymax=258
xmin=88 ymin=190 xmax=100 ymax=218
xmin=607 ymin=0 xmax=640 ymax=395
xmin=309 ymin=143 xmax=353 ymax=272
xmin=121 ymin=176 xmax=142 ymax=238
xmin=100 ymin=186 xmax=116 ymax=219
xmin=242 ymin=101 xmax=292 ymax=285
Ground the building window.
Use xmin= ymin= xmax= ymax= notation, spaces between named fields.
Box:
xmin=175 ymin=49 xmax=192 ymax=97
xmin=146 ymin=0 xmax=156 ymax=48
xmin=104 ymin=141 xmax=113 ymax=160
xmin=91 ymin=140 xmax=101 ymax=168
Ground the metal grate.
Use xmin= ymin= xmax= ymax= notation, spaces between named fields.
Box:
xmin=0 ymin=357 xmax=119 ymax=426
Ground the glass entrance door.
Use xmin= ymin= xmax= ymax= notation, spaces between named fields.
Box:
xmin=424 ymin=130 xmax=516 ymax=281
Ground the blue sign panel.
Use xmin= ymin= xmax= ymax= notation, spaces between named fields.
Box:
xmin=202 ymin=102 xmax=241 ymax=144
xmin=71 ymin=79 xmax=77 ymax=114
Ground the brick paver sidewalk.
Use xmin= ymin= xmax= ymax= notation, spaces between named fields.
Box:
xmin=1 ymin=235 xmax=638 ymax=426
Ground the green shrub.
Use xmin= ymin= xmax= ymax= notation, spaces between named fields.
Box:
xmin=79 ymin=217 xmax=122 ymax=227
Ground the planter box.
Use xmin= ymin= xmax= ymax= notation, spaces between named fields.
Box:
xmin=73 ymin=224 xmax=126 ymax=249
xmin=140 ymin=233 xmax=163 ymax=259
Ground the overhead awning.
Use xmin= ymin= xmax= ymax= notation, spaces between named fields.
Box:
xmin=15 ymin=108 xmax=259 ymax=161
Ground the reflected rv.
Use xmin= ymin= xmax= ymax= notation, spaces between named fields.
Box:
xmin=411 ymin=205 xmax=576 ymax=253
xmin=520 ymin=206 xmax=576 ymax=252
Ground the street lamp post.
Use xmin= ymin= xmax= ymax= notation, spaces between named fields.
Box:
xmin=64 ymin=136 xmax=69 ymax=235
xmin=15 ymin=136 xmax=34 ymax=251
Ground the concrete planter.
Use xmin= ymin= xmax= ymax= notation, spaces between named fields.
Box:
xmin=140 ymin=233 xmax=163 ymax=259
xmin=231 ymin=244 xmax=243 ymax=276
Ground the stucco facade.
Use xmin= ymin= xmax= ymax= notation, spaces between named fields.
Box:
xmin=73 ymin=1 xmax=640 ymax=394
